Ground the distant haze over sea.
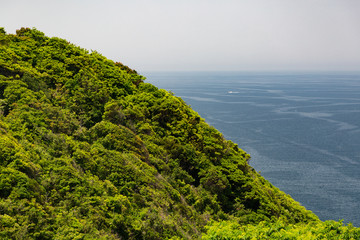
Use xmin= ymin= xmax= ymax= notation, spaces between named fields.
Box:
xmin=147 ymin=71 xmax=360 ymax=226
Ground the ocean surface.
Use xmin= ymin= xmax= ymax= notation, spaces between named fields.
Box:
xmin=145 ymin=71 xmax=360 ymax=225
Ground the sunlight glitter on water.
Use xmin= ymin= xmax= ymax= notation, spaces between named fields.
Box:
xmin=146 ymin=71 xmax=360 ymax=225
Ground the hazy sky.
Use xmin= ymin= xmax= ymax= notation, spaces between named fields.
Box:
xmin=1 ymin=0 xmax=360 ymax=72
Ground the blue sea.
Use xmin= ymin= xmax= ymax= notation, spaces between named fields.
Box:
xmin=145 ymin=71 xmax=360 ymax=225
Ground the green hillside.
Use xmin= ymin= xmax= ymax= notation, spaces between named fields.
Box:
xmin=0 ymin=27 xmax=358 ymax=239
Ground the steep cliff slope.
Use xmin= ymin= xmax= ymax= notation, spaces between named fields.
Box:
xmin=1 ymin=28 xmax=357 ymax=239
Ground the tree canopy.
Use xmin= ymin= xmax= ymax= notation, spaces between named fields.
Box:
xmin=0 ymin=27 xmax=358 ymax=239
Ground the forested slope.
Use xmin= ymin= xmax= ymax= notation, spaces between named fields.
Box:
xmin=0 ymin=28 xmax=358 ymax=239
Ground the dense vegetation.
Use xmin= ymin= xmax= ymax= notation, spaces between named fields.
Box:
xmin=0 ymin=27 xmax=358 ymax=239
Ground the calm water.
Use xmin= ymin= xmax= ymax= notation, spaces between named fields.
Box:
xmin=145 ymin=71 xmax=360 ymax=225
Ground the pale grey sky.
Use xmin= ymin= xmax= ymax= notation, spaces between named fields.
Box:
xmin=1 ymin=0 xmax=360 ymax=72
